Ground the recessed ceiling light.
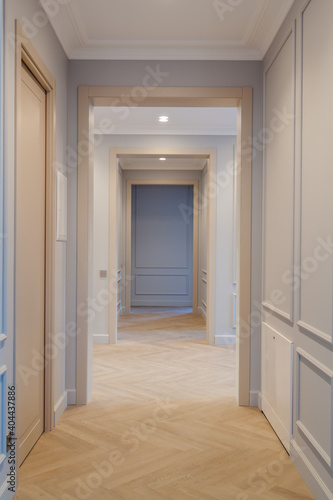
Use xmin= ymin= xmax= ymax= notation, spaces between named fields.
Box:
xmin=159 ymin=116 xmax=169 ymax=123
xmin=159 ymin=158 xmax=166 ymax=161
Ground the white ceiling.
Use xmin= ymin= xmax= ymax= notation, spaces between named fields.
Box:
xmin=40 ymin=0 xmax=294 ymax=60
xmin=94 ymin=107 xmax=238 ymax=135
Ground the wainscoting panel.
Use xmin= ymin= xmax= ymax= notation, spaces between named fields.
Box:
xmin=261 ymin=323 xmax=293 ymax=452
xmin=262 ymin=28 xmax=296 ymax=323
xmin=131 ymin=185 xmax=193 ymax=307
xmin=296 ymin=348 xmax=332 ymax=469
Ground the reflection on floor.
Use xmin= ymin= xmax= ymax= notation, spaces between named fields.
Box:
xmin=14 ymin=309 xmax=313 ymax=499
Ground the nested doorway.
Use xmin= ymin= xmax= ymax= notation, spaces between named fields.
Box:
xmin=77 ymin=87 xmax=252 ymax=406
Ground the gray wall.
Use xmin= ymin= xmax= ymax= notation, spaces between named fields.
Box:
xmin=3 ymin=0 xmax=68 ymax=495
xmin=66 ymin=60 xmax=263 ymax=398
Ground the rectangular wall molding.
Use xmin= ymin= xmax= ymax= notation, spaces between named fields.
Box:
xmin=297 ymin=320 xmax=332 ymax=344
xmin=296 ymin=348 xmax=333 ymax=469
xmin=262 ymin=25 xmax=296 ymax=325
xmin=135 ymin=275 xmax=188 ymax=296
xmin=261 ymin=323 xmax=293 ymax=452
xmin=291 ymin=439 xmax=333 ymax=500
xmin=298 ymin=0 xmax=333 ymax=341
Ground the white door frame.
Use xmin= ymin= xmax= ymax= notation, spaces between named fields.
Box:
xmin=77 ymin=86 xmax=252 ymax=406
xmin=15 ymin=22 xmax=56 ymax=432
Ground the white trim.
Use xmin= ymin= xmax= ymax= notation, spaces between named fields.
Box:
xmin=232 ymin=144 xmax=237 ymax=285
xmin=297 ymin=320 xmax=332 ymax=344
xmin=296 ymin=347 xmax=333 ymax=386
xmin=291 ymin=439 xmax=333 ymax=500
xmin=77 ymin=86 xmax=252 ymax=407
xmin=54 ymin=391 xmax=67 ymax=426
xmin=262 ymin=301 xmax=293 ymax=324
xmin=215 ymin=334 xmax=236 ymax=346
xmin=262 ymin=24 xmax=296 ymax=326
xmin=40 ymin=0 xmax=293 ymax=61
xmin=96 ymin=126 xmax=238 ymax=136
xmin=297 ymin=4 xmax=332 ymax=343
xmin=121 ymin=164 xmax=202 ymax=330
xmin=232 ymin=293 xmax=237 ymax=329
xmin=258 ymin=391 xmax=263 ymax=411
xmin=296 ymin=420 xmax=331 ymax=468
xmin=66 ymin=389 xmax=77 ymax=405
xmin=296 ymin=348 xmax=333 ymax=469
xmin=262 ymin=394 xmax=291 ymax=452
xmin=250 ymin=390 xmax=260 ymax=407
xmin=93 ymin=334 xmax=109 ymax=345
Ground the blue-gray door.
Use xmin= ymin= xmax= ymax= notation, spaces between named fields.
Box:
xmin=131 ymin=185 xmax=193 ymax=307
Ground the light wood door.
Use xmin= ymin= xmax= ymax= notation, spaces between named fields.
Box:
xmin=16 ymin=63 xmax=46 ymax=466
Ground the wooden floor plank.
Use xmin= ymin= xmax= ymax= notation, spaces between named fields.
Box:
xmin=15 ymin=309 xmax=313 ymax=499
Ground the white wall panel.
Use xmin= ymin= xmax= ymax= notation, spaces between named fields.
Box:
xmin=299 ymin=0 xmax=333 ymax=342
xmin=263 ymin=31 xmax=295 ymax=322
xmin=296 ymin=348 xmax=333 ymax=469
xmin=263 ymin=1 xmax=333 ymax=497
xmin=261 ymin=323 xmax=293 ymax=452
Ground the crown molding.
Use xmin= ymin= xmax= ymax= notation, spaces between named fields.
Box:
xmin=118 ymin=159 xmax=207 ymax=171
xmin=242 ymin=0 xmax=268 ymax=45
xmin=69 ymin=45 xmax=261 ymax=61
xmin=94 ymin=126 xmax=237 ymax=136
xmin=251 ymin=0 xmax=294 ymax=58
xmin=40 ymin=0 xmax=294 ymax=61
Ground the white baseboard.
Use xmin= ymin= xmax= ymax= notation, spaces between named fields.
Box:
xmin=250 ymin=390 xmax=259 ymax=407
xmin=215 ymin=334 xmax=236 ymax=345
xmin=66 ymin=389 xmax=76 ymax=405
xmin=258 ymin=391 xmax=262 ymax=411
xmin=93 ymin=334 xmax=109 ymax=344
xmin=261 ymin=395 xmax=290 ymax=453
xmin=198 ymin=306 xmax=206 ymax=319
xmin=54 ymin=391 xmax=67 ymax=425
xmin=291 ymin=439 xmax=333 ymax=500
xmin=131 ymin=300 xmax=193 ymax=307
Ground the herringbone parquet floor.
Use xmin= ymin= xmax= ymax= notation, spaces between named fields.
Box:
xmin=15 ymin=309 xmax=313 ymax=499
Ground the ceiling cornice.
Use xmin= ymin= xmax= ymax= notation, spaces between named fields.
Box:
xmin=94 ymin=126 xmax=237 ymax=136
xmin=40 ymin=0 xmax=294 ymax=61
xmin=70 ymin=44 xmax=261 ymax=61
xmin=249 ymin=0 xmax=294 ymax=58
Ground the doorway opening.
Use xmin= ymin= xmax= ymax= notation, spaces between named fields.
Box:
xmin=77 ymin=87 xmax=253 ymax=406
xmin=105 ymin=148 xmax=217 ymax=347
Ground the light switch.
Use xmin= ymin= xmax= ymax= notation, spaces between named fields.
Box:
xmin=100 ymin=270 xmax=107 ymax=278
